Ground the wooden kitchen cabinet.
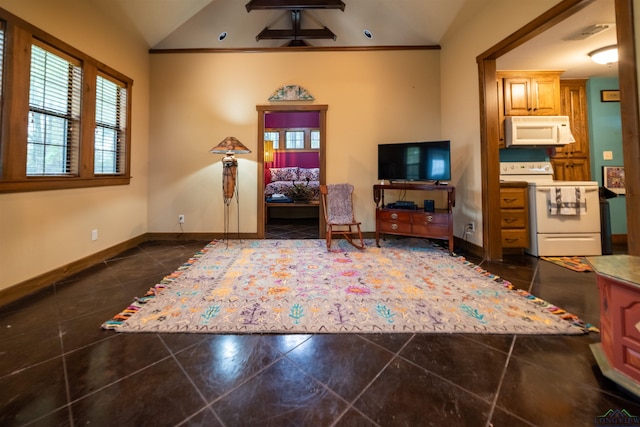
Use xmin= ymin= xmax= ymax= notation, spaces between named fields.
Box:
xmin=557 ymin=80 xmax=590 ymax=157
xmin=500 ymin=71 xmax=561 ymax=116
xmin=500 ymin=182 xmax=529 ymax=249
xmin=551 ymin=79 xmax=591 ymax=181
xmin=551 ymin=157 xmax=591 ymax=181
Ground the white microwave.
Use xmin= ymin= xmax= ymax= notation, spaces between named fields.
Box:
xmin=505 ymin=116 xmax=575 ymax=147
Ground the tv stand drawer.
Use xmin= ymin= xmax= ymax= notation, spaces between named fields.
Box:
xmin=373 ymin=184 xmax=455 ymax=253
xmin=378 ymin=210 xmax=412 ymax=222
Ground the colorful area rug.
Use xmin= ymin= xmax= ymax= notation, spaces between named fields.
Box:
xmin=103 ymin=239 xmax=593 ymax=335
xmin=541 ymin=256 xmax=594 ymax=272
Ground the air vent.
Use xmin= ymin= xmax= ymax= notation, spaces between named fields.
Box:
xmin=565 ymin=24 xmax=612 ymax=41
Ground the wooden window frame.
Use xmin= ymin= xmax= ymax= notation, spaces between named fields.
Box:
xmin=264 ymin=128 xmax=320 ymax=152
xmin=0 ymin=8 xmax=133 ymax=193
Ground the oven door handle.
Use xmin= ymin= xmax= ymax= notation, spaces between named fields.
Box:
xmin=536 ymin=187 xmax=598 ymax=193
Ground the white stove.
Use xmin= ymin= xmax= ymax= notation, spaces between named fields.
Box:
xmin=499 ymin=161 xmax=602 ymax=257
xmin=500 ymin=161 xmax=554 ymax=183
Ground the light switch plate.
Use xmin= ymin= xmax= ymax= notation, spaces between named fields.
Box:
xmin=603 ymin=151 xmax=613 ymax=160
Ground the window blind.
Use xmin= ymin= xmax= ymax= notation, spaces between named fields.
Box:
xmin=95 ymin=74 xmax=127 ymax=175
xmin=27 ymin=43 xmax=82 ymax=176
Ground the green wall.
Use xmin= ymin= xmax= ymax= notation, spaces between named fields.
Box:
xmin=587 ymin=77 xmax=627 ymax=234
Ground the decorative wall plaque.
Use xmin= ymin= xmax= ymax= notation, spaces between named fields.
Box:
xmin=268 ymin=85 xmax=314 ymax=101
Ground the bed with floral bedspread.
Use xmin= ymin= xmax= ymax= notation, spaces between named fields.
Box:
xmin=264 ymin=167 xmax=320 ymax=201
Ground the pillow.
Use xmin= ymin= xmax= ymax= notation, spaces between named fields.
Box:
xmin=298 ymin=167 xmax=320 ymax=181
xmin=270 ymin=167 xmax=299 ymax=182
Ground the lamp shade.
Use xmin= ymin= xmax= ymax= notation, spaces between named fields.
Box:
xmin=589 ymin=45 xmax=618 ymax=65
xmin=264 ymin=140 xmax=274 ymax=163
xmin=210 ymin=136 xmax=251 ymax=154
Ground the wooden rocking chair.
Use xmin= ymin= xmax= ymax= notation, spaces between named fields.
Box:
xmin=320 ymin=184 xmax=365 ymax=250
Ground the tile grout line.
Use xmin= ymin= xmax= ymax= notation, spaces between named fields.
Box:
xmin=483 ymin=335 xmax=517 ymax=427
xmin=483 ymin=260 xmax=539 ymax=426
xmin=59 ymin=327 xmax=76 ymax=427
xmin=328 ymin=334 xmax=419 ymax=427
xmin=157 ymin=334 xmax=228 ymax=427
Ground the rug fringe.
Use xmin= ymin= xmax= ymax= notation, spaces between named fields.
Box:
xmin=454 ymin=256 xmax=598 ymax=334
xmin=101 ymin=243 xmax=215 ymax=330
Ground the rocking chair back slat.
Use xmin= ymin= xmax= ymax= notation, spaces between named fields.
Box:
xmin=320 ymin=184 xmax=365 ymax=250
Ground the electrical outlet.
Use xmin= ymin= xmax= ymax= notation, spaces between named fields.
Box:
xmin=466 ymin=222 xmax=475 ymax=233
xmin=178 ymin=214 xmax=185 ymax=224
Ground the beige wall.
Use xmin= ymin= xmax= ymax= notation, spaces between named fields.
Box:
xmin=439 ymin=0 xmax=561 ymax=246
xmin=148 ymin=50 xmax=441 ymax=234
xmin=3 ymin=0 xmax=617 ymax=293
xmin=0 ymin=0 xmax=151 ymax=290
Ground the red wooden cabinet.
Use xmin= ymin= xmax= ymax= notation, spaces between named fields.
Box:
xmin=589 ymin=255 xmax=640 ymax=398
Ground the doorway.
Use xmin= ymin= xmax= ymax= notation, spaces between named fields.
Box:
xmin=256 ymin=104 xmax=328 ymax=239
xmin=477 ymin=0 xmax=639 ymax=259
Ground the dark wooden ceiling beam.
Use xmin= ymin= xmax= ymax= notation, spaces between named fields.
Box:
xmin=246 ymin=0 xmax=345 ymax=11
xmin=256 ymin=27 xmax=336 ymax=41
xmin=255 ymin=9 xmax=337 ymax=43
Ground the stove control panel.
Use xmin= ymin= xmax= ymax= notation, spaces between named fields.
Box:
xmin=499 ymin=162 xmax=553 ymax=176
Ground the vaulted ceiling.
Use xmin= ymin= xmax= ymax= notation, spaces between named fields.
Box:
xmin=92 ymin=0 xmax=466 ymax=49
xmin=92 ymin=0 xmax=617 ymax=78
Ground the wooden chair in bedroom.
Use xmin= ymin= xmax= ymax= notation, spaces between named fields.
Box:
xmin=320 ymin=184 xmax=365 ymax=250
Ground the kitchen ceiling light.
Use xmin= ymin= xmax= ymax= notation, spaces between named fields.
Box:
xmin=589 ymin=45 xmax=618 ymax=65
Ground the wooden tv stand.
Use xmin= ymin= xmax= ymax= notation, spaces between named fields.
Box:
xmin=373 ymin=183 xmax=455 ymax=253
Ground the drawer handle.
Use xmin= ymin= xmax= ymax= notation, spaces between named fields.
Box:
xmin=391 ymin=223 xmax=398 ymax=230
xmin=505 ymin=238 xmax=519 ymax=243
xmin=502 ymin=198 xmax=518 ymax=203
xmin=504 ymin=218 xmax=518 ymax=224
xmin=426 ymin=215 xmax=433 ymax=222
xmin=390 ymin=213 xmax=398 ymax=220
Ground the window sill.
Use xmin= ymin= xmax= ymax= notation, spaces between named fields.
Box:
xmin=0 ymin=176 xmax=132 ymax=193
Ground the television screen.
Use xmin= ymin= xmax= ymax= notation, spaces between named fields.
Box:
xmin=377 ymin=140 xmax=451 ymax=183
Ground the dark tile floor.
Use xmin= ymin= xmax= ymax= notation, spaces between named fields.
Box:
xmin=265 ymin=218 xmax=320 ymax=239
xmin=1 ymin=232 xmax=637 ymax=426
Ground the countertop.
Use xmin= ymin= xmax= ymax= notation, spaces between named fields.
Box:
xmin=587 ymin=255 xmax=640 ymax=287
xmin=500 ymin=181 xmax=528 ymax=188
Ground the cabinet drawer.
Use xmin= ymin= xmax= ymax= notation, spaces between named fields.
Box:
xmin=378 ymin=210 xmax=412 ymax=222
xmin=500 ymin=189 xmax=526 ymax=208
xmin=378 ymin=220 xmax=412 ymax=234
xmin=501 ymin=229 xmax=529 ymax=248
xmin=413 ymin=223 xmax=449 ymax=237
xmin=500 ymin=210 xmax=527 ymax=229
xmin=412 ymin=212 xmax=448 ymax=225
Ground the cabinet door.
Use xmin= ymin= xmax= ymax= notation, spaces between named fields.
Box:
xmin=530 ymin=76 xmax=560 ymax=115
xmin=556 ymin=80 xmax=590 ymax=157
xmin=503 ymin=78 xmax=531 ymax=115
xmin=551 ymin=158 xmax=591 ymax=181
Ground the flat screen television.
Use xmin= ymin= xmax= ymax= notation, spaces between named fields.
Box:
xmin=377 ymin=140 xmax=451 ymax=183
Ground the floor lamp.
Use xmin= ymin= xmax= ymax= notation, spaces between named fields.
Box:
xmin=210 ymin=137 xmax=251 ymax=243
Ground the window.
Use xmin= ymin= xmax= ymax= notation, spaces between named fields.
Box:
xmin=0 ymin=8 xmax=133 ymax=193
xmin=310 ymin=130 xmax=320 ymax=149
xmin=262 ymin=128 xmax=320 ymax=151
xmin=264 ymin=131 xmax=280 ymax=149
xmin=285 ymin=130 xmax=305 ymax=149
xmin=95 ymin=74 xmax=127 ymax=175
xmin=27 ymin=43 xmax=82 ymax=176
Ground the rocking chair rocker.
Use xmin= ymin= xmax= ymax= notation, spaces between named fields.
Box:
xmin=320 ymin=184 xmax=365 ymax=250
